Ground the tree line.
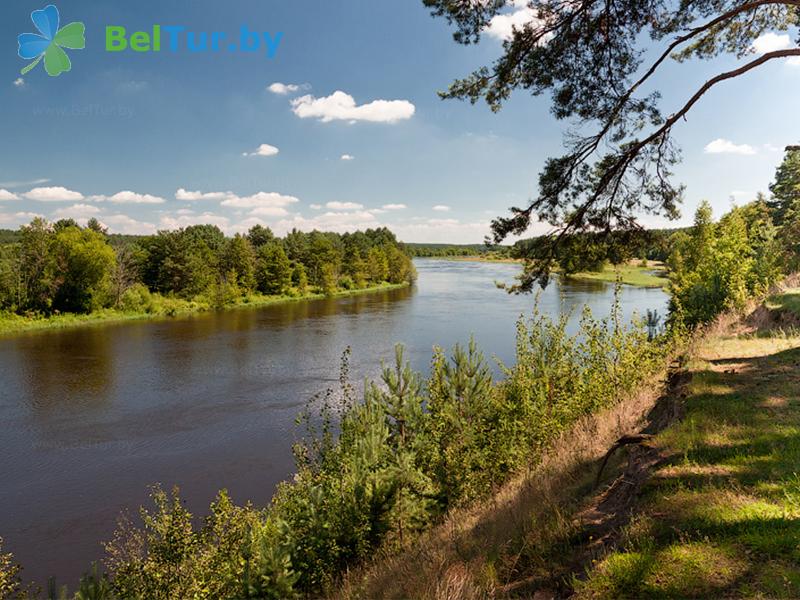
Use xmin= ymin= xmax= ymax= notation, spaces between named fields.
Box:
xmin=0 ymin=220 xmax=416 ymax=316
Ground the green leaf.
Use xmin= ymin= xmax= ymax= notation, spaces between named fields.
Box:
xmin=54 ymin=22 xmax=86 ymax=50
xmin=44 ymin=44 xmax=71 ymax=77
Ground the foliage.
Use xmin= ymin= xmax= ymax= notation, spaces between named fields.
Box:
xmin=769 ymin=146 xmax=800 ymax=224
xmin=424 ymin=0 xmax=799 ymax=287
xmin=668 ymin=193 xmax=796 ymax=327
xmin=256 ymin=243 xmax=293 ymax=296
xmin=0 ymin=221 xmax=414 ymax=318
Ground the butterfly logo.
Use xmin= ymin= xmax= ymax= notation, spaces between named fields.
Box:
xmin=18 ymin=5 xmax=85 ymax=77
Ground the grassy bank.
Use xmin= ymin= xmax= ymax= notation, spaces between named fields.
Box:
xmin=565 ymin=261 xmax=668 ymax=288
xmin=576 ymin=296 xmax=800 ymax=598
xmin=432 ymin=256 xmax=669 ymax=288
xmin=0 ymin=282 xmax=409 ymax=336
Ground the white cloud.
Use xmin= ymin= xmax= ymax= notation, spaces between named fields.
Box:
xmin=176 ymin=188 xmax=231 ymax=201
xmin=52 ymin=203 xmax=102 ymax=219
xmin=271 ymin=210 xmax=381 ymax=236
xmin=159 ymin=212 xmax=230 ymax=231
xmin=486 ymin=1 xmax=538 ymax=41
xmin=751 ymin=32 xmax=792 ymax=54
xmin=0 ymin=189 xmax=19 ymax=201
xmin=382 ymin=203 xmax=407 ymax=210
xmin=290 ymin=91 xmax=415 ymax=124
xmin=340 ymin=154 xmax=355 ymax=161
xmin=432 ymin=204 xmax=451 ymax=212
xmin=268 ymin=82 xmax=300 ymax=95
xmin=23 ymin=186 xmax=84 ymax=202
xmin=704 ymin=138 xmax=757 ymax=155
xmin=220 ymin=191 xmax=299 ymax=210
xmin=100 ymin=214 xmax=157 ymax=235
xmin=0 ymin=211 xmax=44 ymax=227
xmin=13 ymin=78 xmax=25 ymax=88
xmin=391 ymin=218 xmax=493 ymax=244
xmin=309 ymin=203 xmax=322 ymax=210
xmin=243 ymin=143 xmax=279 ymax=157
xmin=102 ymin=191 xmax=166 ymax=204
xmin=249 ymin=206 xmax=291 ymax=217
xmin=326 ymin=201 xmax=363 ymax=210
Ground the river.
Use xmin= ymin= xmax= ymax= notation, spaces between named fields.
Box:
xmin=0 ymin=259 xmax=668 ymax=587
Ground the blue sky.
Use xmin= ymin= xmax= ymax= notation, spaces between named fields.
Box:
xmin=0 ymin=1 xmax=798 ymax=243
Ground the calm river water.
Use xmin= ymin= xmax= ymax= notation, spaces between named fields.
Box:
xmin=0 ymin=259 xmax=668 ymax=586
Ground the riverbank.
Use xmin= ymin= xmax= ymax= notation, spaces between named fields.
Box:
xmin=337 ymin=289 xmax=800 ymax=598
xmin=0 ymin=282 xmax=409 ymax=336
xmin=433 ymin=256 xmax=669 ymax=288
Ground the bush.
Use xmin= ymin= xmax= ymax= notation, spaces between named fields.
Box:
xmin=338 ymin=275 xmax=355 ymax=290
xmin=119 ymin=283 xmax=154 ymax=313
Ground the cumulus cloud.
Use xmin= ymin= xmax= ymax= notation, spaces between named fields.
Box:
xmin=290 ymin=91 xmax=415 ymax=124
xmin=0 ymin=189 xmax=19 ymax=201
xmin=309 ymin=204 xmax=322 ymax=210
xmin=704 ymin=138 xmax=757 ymax=155
xmin=270 ymin=210 xmax=381 ymax=236
xmin=390 ymin=218 xmax=493 ymax=244
xmin=52 ymin=203 xmax=102 ymax=219
xmin=243 ymin=143 xmax=279 ymax=157
xmin=100 ymin=214 xmax=157 ymax=235
xmin=220 ymin=191 xmax=300 ymax=210
xmin=340 ymin=154 xmax=355 ymax=161
xmin=325 ymin=201 xmax=363 ymax=210
xmin=0 ymin=212 xmax=43 ymax=227
xmin=13 ymin=78 xmax=25 ymax=88
xmin=432 ymin=204 xmax=451 ymax=212
xmin=159 ymin=212 xmax=230 ymax=231
xmin=486 ymin=0 xmax=538 ymax=41
xmin=751 ymin=32 xmax=792 ymax=54
xmin=382 ymin=203 xmax=407 ymax=210
xmin=23 ymin=186 xmax=84 ymax=202
xmin=250 ymin=206 xmax=292 ymax=217
xmin=99 ymin=191 xmax=166 ymax=204
xmin=268 ymin=82 xmax=301 ymax=95
xmin=176 ymin=188 xmax=231 ymax=201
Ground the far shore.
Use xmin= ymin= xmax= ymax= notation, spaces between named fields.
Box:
xmin=419 ymin=255 xmax=669 ymax=288
xmin=0 ymin=282 xmax=410 ymax=337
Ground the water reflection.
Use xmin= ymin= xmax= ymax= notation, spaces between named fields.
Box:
xmin=0 ymin=259 xmax=666 ymax=587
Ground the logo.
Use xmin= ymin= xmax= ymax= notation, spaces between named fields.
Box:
xmin=18 ymin=5 xmax=85 ymax=77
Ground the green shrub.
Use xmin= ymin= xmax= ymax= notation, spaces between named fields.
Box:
xmin=119 ymin=283 xmax=154 ymax=313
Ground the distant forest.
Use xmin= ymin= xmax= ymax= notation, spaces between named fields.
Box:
xmin=0 ymin=219 xmax=415 ymax=316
